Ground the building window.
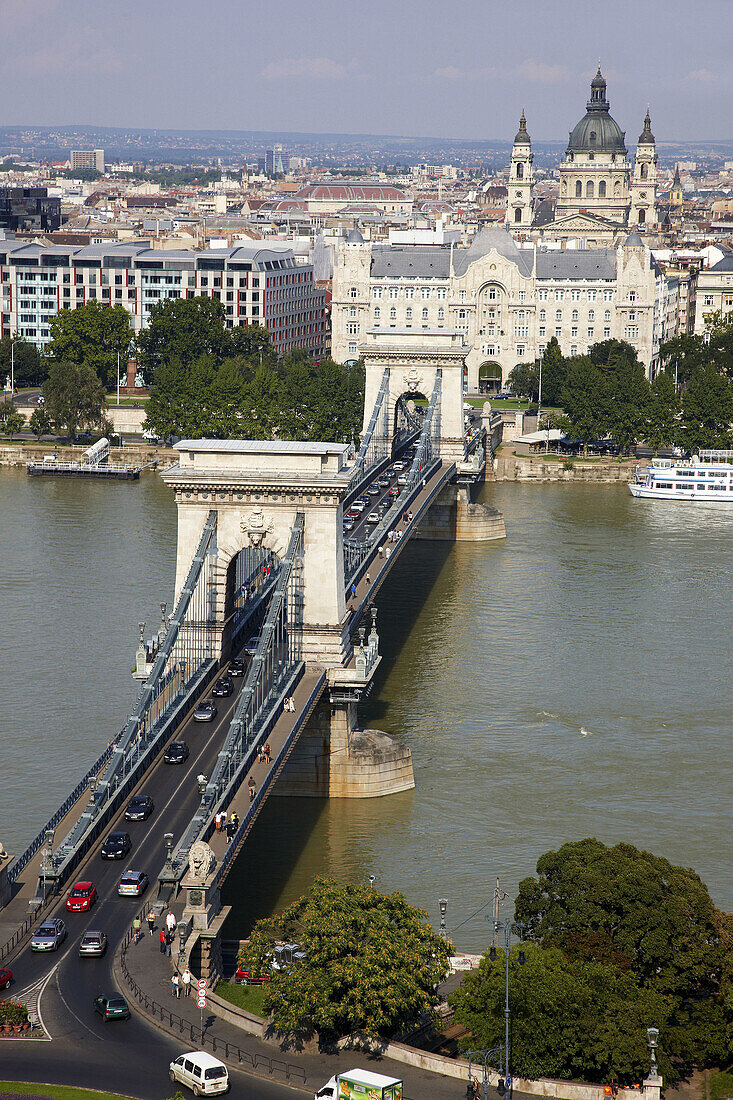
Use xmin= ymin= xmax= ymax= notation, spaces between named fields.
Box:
xmin=518 ymin=291 xmax=526 ymax=301
xmin=437 ymin=307 xmax=444 ymax=319
xmin=587 ymin=327 xmax=595 ymax=338
xmin=539 ymin=325 xmax=546 ymax=337
xmin=390 ymin=307 xmax=396 ymax=320
xmin=458 ymin=309 xmax=466 ymax=320
xmin=587 ymin=289 xmax=597 ymax=301
xmin=555 ymin=309 xmax=562 ymax=321
xmin=571 ymin=309 xmax=578 ymax=321
xmin=604 ymin=326 xmax=611 ymax=338
xmin=629 ymin=310 xmax=636 ymax=321
xmin=571 ymin=326 xmax=578 ymax=337
xmin=604 ymin=289 xmax=613 ymax=302
xmin=625 ymin=325 xmax=639 ymax=339
xmin=604 ymin=309 xmax=611 ymax=321
xmin=629 ymin=291 xmax=636 ymax=302
xmin=704 ymin=295 xmax=714 ymax=306
xmin=598 ymin=180 xmax=606 ymax=197
xmin=421 ymin=287 xmax=430 ymax=300
xmin=406 ymin=307 xmax=412 ymax=320
xmin=422 ymin=307 xmax=428 ymax=319
xmin=571 ymin=345 xmax=578 ymax=356
xmin=405 ymin=287 xmax=414 ymax=300
xmin=437 ymin=287 xmax=446 ymax=299
xmin=517 ymin=345 xmax=525 ymax=357
xmin=555 ymin=290 xmax=563 ymax=301
xmin=555 ymin=327 xmax=562 ymax=339
xmin=539 ymin=309 xmax=546 ymax=321
xmin=373 ymin=287 xmax=382 ymax=299
xmin=575 ymin=180 xmax=582 ymax=197
xmin=388 ymin=286 xmax=398 ymax=299
xmin=588 ymin=309 xmax=595 ymax=321
xmin=373 ymin=307 xmax=380 ymax=319
xmin=348 ymin=342 xmax=358 ymax=354
xmin=349 ymin=286 xmax=358 ymax=298
xmin=538 ymin=289 xmax=548 ymax=301
xmin=461 ymin=290 xmax=469 ymax=302
xmin=347 ymin=322 xmax=359 ymax=335
xmin=571 ymin=289 xmax=580 ymax=301
xmin=587 ymin=180 xmax=595 ymax=198
xmin=349 ymin=305 xmax=357 ymax=317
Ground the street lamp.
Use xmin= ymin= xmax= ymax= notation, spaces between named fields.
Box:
xmin=439 ymin=898 xmax=448 ymax=938
xmin=177 ymin=919 xmax=188 ymax=965
xmin=488 ymin=888 xmax=526 ymax=1098
xmin=466 ymin=1045 xmax=504 ymax=1100
xmin=646 ymin=1027 xmax=661 ymax=1083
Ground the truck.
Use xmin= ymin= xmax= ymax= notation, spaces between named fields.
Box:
xmin=315 ymin=1068 xmax=403 ymax=1100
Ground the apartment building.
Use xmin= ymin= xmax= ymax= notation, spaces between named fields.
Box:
xmin=332 ymin=226 xmax=675 ymax=388
xmin=0 ymin=241 xmax=329 ymax=359
xmin=693 ymin=256 xmax=733 ymax=332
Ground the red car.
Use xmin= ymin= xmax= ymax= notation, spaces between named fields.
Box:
xmin=0 ymin=968 xmax=12 ymax=990
xmin=66 ymin=881 xmax=97 ymax=912
xmin=234 ymin=966 xmax=271 ymax=985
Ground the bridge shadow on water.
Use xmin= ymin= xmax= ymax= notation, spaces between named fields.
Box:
xmin=221 ymin=539 xmax=455 ymax=938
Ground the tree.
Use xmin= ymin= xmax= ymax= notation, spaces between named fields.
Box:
xmin=514 ymin=839 xmax=730 ymax=1071
xmin=228 ymin=323 xmax=277 ymax=369
xmin=507 ymin=361 xmax=539 ymax=403
xmin=679 ymin=363 xmax=733 ymax=452
xmin=3 ymin=410 xmax=26 ymax=439
xmin=451 ymin=943 xmax=671 ymax=1084
xmin=42 ymin=360 xmax=106 ymax=439
xmin=590 ymin=341 xmax=650 ymax=453
xmin=46 ymin=301 xmax=132 ymax=390
xmin=658 ymin=334 xmax=707 ymax=389
xmin=539 ymin=338 xmax=566 ymax=407
xmin=0 ymin=336 xmax=46 ymax=387
xmin=237 ymin=878 xmax=450 ymax=1041
xmin=560 ymin=357 xmax=610 ymax=450
xmin=646 ymin=371 xmax=679 ymax=452
xmin=29 ymin=407 xmax=52 ymax=439
xmin=136 ymin=296 xmax=230 ymax=380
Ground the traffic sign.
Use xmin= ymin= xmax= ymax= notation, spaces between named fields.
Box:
xmin=197 ymin=996 xmax=206 ymax=1008
xmin=197 ymin=978 xmax=207 ymax=989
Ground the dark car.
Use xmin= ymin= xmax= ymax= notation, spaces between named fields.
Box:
xmin=124 ymin=795 xmax=154 ymax=821
xmin=193 ymin=700 xmax=217 ymax=722
xmin=0 ymin=968 xmax=12 ymax=989
xmin=229 ymin=658 xmax=247 ymax=677
xmin=101 ymin=831 xmax=132 ymax=861
xmin=93 ymin=994 xmax=130 ymax=1021
xmin=164 ymin=740 xmax=189 ymax=764
xmin=211 ymin=677 xmax=233 ymax=698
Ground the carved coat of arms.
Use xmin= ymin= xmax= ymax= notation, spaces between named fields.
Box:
xmin=403 ymin=367 xmax=423 ymax=393
xmin=241 ymin=505 xmax=272 ymax=547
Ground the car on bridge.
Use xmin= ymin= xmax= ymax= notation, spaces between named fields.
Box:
xmin=367 ymin=485 xmax=380 ymax=496
xmin=378 ymin=475 xmax=392 ymax=487
xmin=244 ymin=632 xmax=262 ymax=656
xmin=101 ymin=831 xmax=132 ymax=861
xmin=392 ymin=460 xmax=407 ymax=471
xmin=66 ymin=881 xmax=97 ymax=912
xmin=194 ymin=699 xmax=218 ymax=721
xmin=79 ymin=930 xmax=108 ymax=957
xmin=125 ymin=795 xmax=154 ymax=821
xmin=343 ymin=519 xmax=355 ymax=532
xmin=366 ymin=512 xmax=379 ymax=524
xmin=229 ymin=658 xmax=247 ymax=677
xmin=93 ymin=993 xmax=130 ymax=1021
xmin=211 ymin=677 xmax=233 ymax=698
xmin=346 ymin=510 xmax=360 ymax=521
xmin=117 ymin=870 xmax=149 ymax=897
xmin=165 ymin=740 xmax=190 ymax=764
xmin=30 ymin=918 xmax=67 ymax=952
xmin=388 ymin=487 xmax=399 ymax=498
xmin=0 ymin=967 xmax=12 ymax=989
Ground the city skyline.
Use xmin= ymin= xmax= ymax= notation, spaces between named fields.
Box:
xmin=2 ymin=0 xmax=732 ymax=142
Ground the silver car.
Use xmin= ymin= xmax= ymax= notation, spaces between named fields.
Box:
xmin=79 ymin=930 xmax=107 ymax=957
xmin=31 ymin=918 xmax=67 ymax=952
xmin=117 ymin=870 xmax=149 ymax=897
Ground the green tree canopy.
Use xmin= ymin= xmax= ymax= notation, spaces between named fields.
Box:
xmin=3 ymin=410 xmax=26 ymax=439
xmin=539 ymin=337 xmax=566 ymax=407
xmin=136 ymin=296 xmax=232 ymax=379
xmin=590 ymin=340 xmax=651 ymax=452
xmin=507 ymin=361 xmax=539 ymax=403
xmin=560 ymin=356 xmax=610 ymax=448
xmin=0 ymin=336 xmax=46 ymax=387
xmin=646 ymin=370 xmax=679 ymax=452
xmin=29 ymin=406 xmax=52 ymax=439
xmin=42 ymin=359 xmax=106 ymax=439
xmin=237 ymin=877 xmax=450 ymax=1041
xmin=679 ymin=363 xmax=733 ymax=452
xmin=451 ymin=943 xmax=671 ymax=1084
xmin=46 ymin=300 xmax=132 ymax=389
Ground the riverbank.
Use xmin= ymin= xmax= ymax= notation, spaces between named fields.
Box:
xmin=0 ymin=440 xmax=177 ymax=469
xmin=494 ymin=447 xmax=636 ymax=482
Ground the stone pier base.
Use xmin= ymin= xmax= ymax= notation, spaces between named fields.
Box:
xmin=279 ymin=701 xmax=415 ymax=798
xmin=414 ymin=483 xmax=506 ymax=541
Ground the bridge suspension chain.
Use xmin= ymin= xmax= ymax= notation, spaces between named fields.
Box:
xmin=349 ymin=367 xmax=390 ymax=486
xmin=162 ymin=513 xmax=306 ymax=884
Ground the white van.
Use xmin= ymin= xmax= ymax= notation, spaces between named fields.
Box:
xmin=169 ymin=1050 xmax=229 ymax=1096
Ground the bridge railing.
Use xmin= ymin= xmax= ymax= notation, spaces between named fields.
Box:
xmin=41 ymin=510 xmax=221 ymax=894
xmin=162 ymin=514 xmax=306 ymax=885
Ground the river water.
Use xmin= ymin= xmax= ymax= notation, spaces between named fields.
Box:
xmin=1 ymin=468 xmax=731 ymax=951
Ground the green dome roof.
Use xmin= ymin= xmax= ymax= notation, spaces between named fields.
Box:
xmin=567 ymin=66 xmax=627 ymax=155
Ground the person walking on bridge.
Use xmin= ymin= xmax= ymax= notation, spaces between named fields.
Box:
xmin=132 ymin=917 xmax=142 ymax=944
xmin=159 ymin=928 xmax=166 ymax=954
xmin=181 ymin=967 xmax=192 ymax=997
xmin=146 ymin=909 xmax=155 ymax=935
xmin=166 ymin=910 xmax=176 ymax=935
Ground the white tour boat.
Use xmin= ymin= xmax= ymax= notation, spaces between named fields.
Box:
xmin=629 ymin=450 xmax=733 ymax=501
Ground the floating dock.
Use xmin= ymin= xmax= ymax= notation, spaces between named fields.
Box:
xmin=26 ymin=437 xmax=154 ymax=480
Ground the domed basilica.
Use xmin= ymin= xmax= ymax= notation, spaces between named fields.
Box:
xmin=505 ymin=66 xmax=658 ymax=246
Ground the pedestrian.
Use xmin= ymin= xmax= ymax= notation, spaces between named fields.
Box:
xmin=171 ymin=974 xmax=180 ymax=998
xmin=385 ymin=546 xmax=391 ymax=560
xmin=132 ymin=917 xmax=142 ymax=944
xmin=378 ymin=546 xmax=383 ymax=558
xmin=264 ymin=742 xmax=271 ymax=761
xmin=166 ymin=910 xmax=176 ymax=934
xmin=366 ymin=573 xmax=371 ymax=585
xmin=289 ymin=698 xmax=295 ymax=713
xmin=220 ymin=810 xmax=227 ymax=832
xmin=351 ymin=583 xmax=357 ymax=599
xmin=160 ymin=928 xmax=166 ymax=954
xmin=230 ymin=812 xmax=239 ymax=831
xmin=249 ymin=783 xmax=256 ymax=802
xmin=408 ymin=511 xmax=413 ymax=522
xmin=181 ymin=968 xmax=192 ymax=997
xmin=146 ymin=909 xmax=155 ymax=935
xmin=165 ymin=930 xmax=172 ymax=957
xmin=226 ymin=819 xmax=235 ymax=840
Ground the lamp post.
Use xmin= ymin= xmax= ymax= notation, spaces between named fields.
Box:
xmin=488 ymin=889 xmax=526 ymax=1098
xmin=646 ymin=1026 xmax=661 ymax=1084
xmin=177 ymin=919 xmax=188 ymax=968
xmin=466 ymin=1045 xmax=504 ymax=1100
xmin=439 ymin=898 xmax=448 ymax=938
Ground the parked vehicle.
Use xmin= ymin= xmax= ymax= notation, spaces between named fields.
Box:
xmin=315 ymin=1069 xmax=403 ymax=1100
xmin=366 ymin=512 xmax=379 ymax=524
xmin=0 ymin=968 xmax=13 ymax=989
xmin=125 ymin=795 xmax=154 ymax=821
xmin=79 ymin=931 xmax=108 ymax=957
xmin=66 ymin=881 xmax=97 ymax=912
xmin=30 ymin=919 xmax=67 ymax=952
xmin=169 ymin=1051 xmax=230 ymax=1096
xmin=94 ymin=994 xmax=130 ymax=1021
xmin=233 ymin=966 xmax=271 ymax=985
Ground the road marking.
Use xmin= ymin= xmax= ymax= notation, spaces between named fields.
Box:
xmin=54 ymin=968 xmax=105 ymax=1041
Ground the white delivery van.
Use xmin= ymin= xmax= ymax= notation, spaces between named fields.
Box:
xmin=169 ymin=1050 xmax=229 ymax=1096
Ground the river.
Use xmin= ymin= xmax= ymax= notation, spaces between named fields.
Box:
xmin=1 ymin=467 xmax=730 ymax=951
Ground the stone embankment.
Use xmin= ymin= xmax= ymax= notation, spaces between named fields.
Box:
xmin=494 ymin=448 xmax=637 ymax=483
xmin=0 ymin=441 xmax=178 ymax=469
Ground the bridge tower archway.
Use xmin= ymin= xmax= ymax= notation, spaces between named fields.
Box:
xmin=360 ymin=331 xmax=468 ymax=464
xmin=478 ymin=361 xmax=502 ymax=395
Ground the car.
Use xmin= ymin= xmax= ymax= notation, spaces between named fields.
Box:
xmin=343 ymin=520 xmax=354 ymax=532
xmin=101 ymin=832 xmax=132 ymax=861
xmin=378 ymin=475 xmax=391 ymax=487
xmin=211 ymin=678 xmax=232 ymax=698
xmin=366 ymin=512 xmax=379 ymax=524
xmin=346 ymin=509 xmax=360 ymax=520
xmin=354 ymin=497 xmax=369 ymax=507
xmin=79 ymin=930 xmax=108 ymax=957
xmin=229 ymin=658 xmax=246 ymax=677
xmin=169 ymin=1051 xmax=229 ymax=1096
xmin=194 ymin=700 xmax=217 ymax=721
xmin=66 ymin=880 xmax=97 ymax=912
xmin=397 ymin=474 xmax=408 ymax=486
xmin=243 ymin=633 xmax=262 ymax=656
xmin=165 ymin=740 xmax=190 ymax=764
xmin=30 ymin=918 xmax=67 ymax=952
xmin=0 ymin=968 xmax=12 ymax=989
xmin=93 ymin=994 xmax=130 ymax=1021
xmin=125 ymin=795 xmax=154 ymax=821
xmin=350 ymin=502 xmax=365 ymax=515
xmin=392 ymin=460 xmax=407 ymax=471
xmin=367 ymin=485 xmax=380 ymax=496
xmin=117 ymin=870 xmax=149 ymax=897
xmin=234 ymin=965 xmax=271 ymax=985
xmin=388 ymin=486 xmax=399 ymax=497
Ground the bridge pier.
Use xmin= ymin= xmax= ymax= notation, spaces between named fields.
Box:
xmin=278 ymin=698 xmax=415 ymax=799
xmin=413 ymin=481 xmax=506 ymax=541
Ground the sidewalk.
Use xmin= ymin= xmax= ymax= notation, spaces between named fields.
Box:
xmin=119 ymin=924 xmax=475 ymax=1099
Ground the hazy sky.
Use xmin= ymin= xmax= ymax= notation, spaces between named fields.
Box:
xmin=2 ymin=0 xmax=732 ymax=141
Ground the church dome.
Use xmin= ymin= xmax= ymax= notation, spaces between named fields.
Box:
xmin=513 ymin=110 xmax=531 ymax=145
xmin=566 ymin=66 xmax=627 ymax=155
xmin=637 ymin=108 xmax=655 ymax=144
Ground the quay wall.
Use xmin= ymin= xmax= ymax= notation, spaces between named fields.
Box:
xmin=0 ymin=441 xmax=178 ymax=469
xmin=494 ymin=449 xmax=636 ymax=483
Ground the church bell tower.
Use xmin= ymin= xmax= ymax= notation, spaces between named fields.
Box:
xmin=630 ymin=108 xmax=658 ymax=230
xmin=505 ymin=111 xmax=534 ymax=232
